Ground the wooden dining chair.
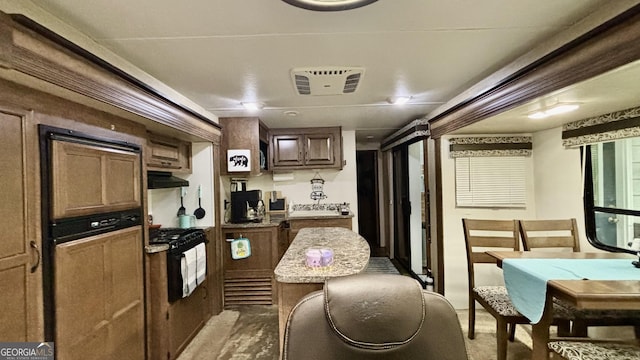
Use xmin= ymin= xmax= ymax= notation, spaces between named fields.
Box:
xmin=519 ymin=218 xmax=640 ymax=337
xmin=519 ymin=218 xmax=580 ymax=252
xmin=462 ymin=219 xmax=543 ymax=360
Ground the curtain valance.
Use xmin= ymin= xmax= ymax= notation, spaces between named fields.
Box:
xmin=562 ymin=105 xmax=640 ymax=148
xmin=449 ymin=136 xmax=532 ymax=158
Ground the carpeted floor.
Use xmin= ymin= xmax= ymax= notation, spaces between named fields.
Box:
xmin=177 ymin=305 xmax=535 ymax=360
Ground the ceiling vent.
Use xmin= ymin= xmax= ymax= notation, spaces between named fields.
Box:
xmin=291 ymin=67 xmax=365 ymax=95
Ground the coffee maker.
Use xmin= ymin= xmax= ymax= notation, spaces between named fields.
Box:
xmin=230 ymin=189 xmax=263 ymax=223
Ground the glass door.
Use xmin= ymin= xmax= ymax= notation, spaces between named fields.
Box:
xmin=393 ymin=140 xmax=431 ymax=287
xmin=393 ymin=146 xmax=410 ymax=268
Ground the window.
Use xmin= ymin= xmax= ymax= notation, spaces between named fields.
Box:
xmin=455 ymin=156 xmax=526 ymax=208
xmin=585 ymin=138 xmax=640 ymax=253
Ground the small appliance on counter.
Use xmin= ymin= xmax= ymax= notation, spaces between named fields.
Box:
xmin=266 ymin=190 xmax=286 ymax=213
xmin=340 ymin=202 xmax=350 ymax=215
xmin=230 ymin=189 xmax=263 ymax=223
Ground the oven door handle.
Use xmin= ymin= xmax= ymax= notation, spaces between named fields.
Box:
xmin=30 ymin=241 xmax=40 ymax=273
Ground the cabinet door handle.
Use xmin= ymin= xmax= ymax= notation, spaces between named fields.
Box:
xmin=30 ymin=241 xmax=40 ymax=273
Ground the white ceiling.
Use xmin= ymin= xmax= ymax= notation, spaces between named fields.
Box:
xmin=26 ymin=0 xmax=637 ymax=143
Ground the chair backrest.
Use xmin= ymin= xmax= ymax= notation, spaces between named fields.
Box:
xmin=518 ymin=218 xmax=580 ymax=252
xmin=462 ymin=219 xmax=520 ymax=290
xmin=282 ymin=274 xmax=468 ymax=360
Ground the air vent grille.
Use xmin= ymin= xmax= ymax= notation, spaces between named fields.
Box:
xmin=343 ymin=73 xmax=361 ymax=93
xmin=291 ymin=67 xmax=365 ymax=95
xmin=294 ymin=75 xmax=311 ymax=95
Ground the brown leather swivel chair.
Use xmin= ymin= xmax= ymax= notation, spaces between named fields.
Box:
xmin=282 ymin=274 xmax=469 ymax=360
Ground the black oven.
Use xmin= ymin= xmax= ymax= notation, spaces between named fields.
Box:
xmin=150 ymin=228 xmax=207 ymax=302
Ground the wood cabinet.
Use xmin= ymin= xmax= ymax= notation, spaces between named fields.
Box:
xmin=222 ymin=226 xmax=279 ymax=306
xmin=220 ymin=117 xmax=269 ymax=176
xmin=0 ymin=109 xmax=40 ymax=342
xmin=55 ymin=226 xmax=145 ymax=360
xmin=288 ymin=217 xmax=352 ymax=245
xmin=270 ymin=127 xmax=343 ymax=170
xmin=51 ymin=139 xmax=141 ymax=219
xmin=147 ymin=230 xmax=217 ymax=360
xmin=146 ymin=132 xmax=192 ymax=173
xmin=167 ymin=281 xmax=209 ymax=357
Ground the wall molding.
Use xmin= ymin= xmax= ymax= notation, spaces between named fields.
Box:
xmin=0 ymin=12 xmax=220 ymax=142
xmin=381 ymin=118 xmax=429 ymax=151
xmin=427 ymin=5 xmax=640 ymax=139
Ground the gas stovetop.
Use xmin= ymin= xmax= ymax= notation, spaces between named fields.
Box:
xmin=149 ymin=227 xmax=205 ymax=252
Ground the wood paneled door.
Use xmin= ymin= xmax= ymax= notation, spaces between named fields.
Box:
xmin=0 ymin=109 xmax=40 ymax=341
xmin=55 ymin=226 xmax=144 ymax=360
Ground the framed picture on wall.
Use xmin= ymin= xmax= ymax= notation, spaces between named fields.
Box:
xmin=227 ymin=149 xmax=251 ymax=172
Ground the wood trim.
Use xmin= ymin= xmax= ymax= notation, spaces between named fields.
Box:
xmin=434 ymin=138 xmax=444 ymax=295
xmin=210 ymin=143 xmax=223 ymax=315
xmin=0 ymin=12 xmax=220 ymax=142
xmin=428 ymin=5 xmax=640 ymax=138
xmin=381 ymin=118 xmax=430 ymax=151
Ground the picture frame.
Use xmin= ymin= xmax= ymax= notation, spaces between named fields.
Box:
xmin=227 ymin=149 xmax=251 ymax=172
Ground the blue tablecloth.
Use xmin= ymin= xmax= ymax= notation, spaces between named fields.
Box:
xmin=502 ymin=258 xmax=640 ymax=323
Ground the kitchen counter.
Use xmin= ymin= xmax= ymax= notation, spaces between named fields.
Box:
xmin=274 ymin=227 xmax=369 ymax=349
xmin=220 ymin=211 xmax=354 ymax=229
xmin=274 ymin=227 xmax=369 ymax=283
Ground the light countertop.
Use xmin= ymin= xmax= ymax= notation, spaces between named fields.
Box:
xmin=220 ymin=212 xmax=354 ymax=229
xmin=274 ymin=227 xmax=369 ymax=283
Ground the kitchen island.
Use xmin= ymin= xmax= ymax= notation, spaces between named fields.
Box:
xmin=219 ymin=211 xmax=354 ymax=307
xmin=274 ymin=227 xmax=370 ymax=349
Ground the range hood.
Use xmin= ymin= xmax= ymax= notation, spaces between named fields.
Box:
xmin=147 ymin=171 xmax=189 ymax=189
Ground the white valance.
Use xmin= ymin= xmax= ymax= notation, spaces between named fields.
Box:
xmin=449 ymin=136 xmax=532 ymax=158
xmin=562 ymin=105 xmax=640 ymax=148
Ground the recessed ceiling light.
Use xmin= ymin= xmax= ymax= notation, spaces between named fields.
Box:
xmin=241 ymin=102 xmax=264 ymax=111
xmin=528 ymin=103 xmax=579 ymax=119
xmin=284 ymin=110 xmax=299 ymax=117
xmin=546 ymin=104 xmax=580 ymax=115
xmin=282 ymin=0 xmax=377 ymax=11
xmin=387 ymin=96 xmax=411 ymax=105
xmin=528 ymin=111 xmax=548 ymax=120
xmin=366 ymin=135 xmax=374 ymax=139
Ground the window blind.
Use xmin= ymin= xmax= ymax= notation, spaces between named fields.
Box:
xmin=455 ymin=156 xmax=526 ymax=208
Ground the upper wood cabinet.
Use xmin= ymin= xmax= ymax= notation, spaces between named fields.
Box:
xmin=146 ymin=132 xmax=192 ymax=173
xmin=271 ymin=134 xmax=304 ymax=167
xmin=270 ymin=127 xmax=343 ymax=170
xmin=220 ymin=117 xmax=269 ymax=176
xmin=51 ymin=139 xmax=141 ymax=219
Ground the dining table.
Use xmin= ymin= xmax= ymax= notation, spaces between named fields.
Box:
xmin=486 ymin=251 xmax=640 ymax=360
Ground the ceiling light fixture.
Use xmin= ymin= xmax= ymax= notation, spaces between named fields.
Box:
xmin=282 ymin=0 xmax=378 ymax=11
xmin=528 ymin=103 xmax=580 ymax=119
xmin=241 ymin=102 xmax=264 ymax=112
xmin=387 ymin=96 xmax=411 ymax=105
